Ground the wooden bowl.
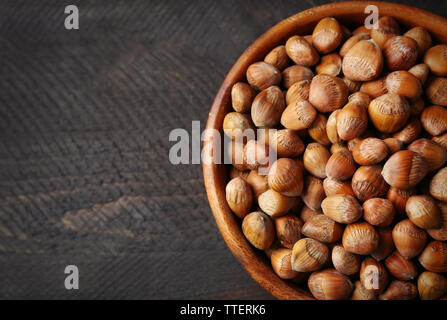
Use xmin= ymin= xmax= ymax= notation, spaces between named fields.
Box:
xmin=202 ymin=1 xmax=447 ymax=300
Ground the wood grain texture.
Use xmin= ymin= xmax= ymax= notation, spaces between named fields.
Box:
xmin=0 ymin=0 xmax=446 ymax=300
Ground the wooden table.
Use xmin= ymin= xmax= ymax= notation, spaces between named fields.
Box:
xmin=0 ymin=0 xmax=445 ymax=299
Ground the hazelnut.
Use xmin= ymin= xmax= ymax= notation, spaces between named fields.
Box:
xmin=392 ymin=219 xmax=427 ymax=259
xmin=343 ymin=222 xmax=379 ymax=255
xmin=368 ymin=93 xmax=410 ymax=133
xmin=268 ymin=158 xmax=304 ymax=197
xmin=363 ymin=198 xmax=395 ymax=227
xmin=225 ymin=177 xmax=253 ymax=218
xmin=312 ymin=17 xmax=343 ymax=54
xmin=285 ymin=36 xmax=319 ymax=66
xmin=309 ymin=74 xmax=348 ymax=113
xmin=308 ymin=269 xmax=353 ymax=300
xmin=302 ymin=214 xmax=343 ymax=243
xmin=251 ymin=86 xmax=285 ymax=128
xmin=242 ymin=211 xmax=275 ymax=250
xmin=246 ymin=61 xmax=281 ymax=90
xmin=382 ymin=150 xmax=428 ymax=190
xmin=321 ymin=194 xmax=362 ymax=224
xmin=291 ymin=238 xmax=329 ymax=272
xmin=280 ymin=100 xmax=317 ymax=131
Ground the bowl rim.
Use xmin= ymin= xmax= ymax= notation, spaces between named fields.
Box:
xmin=202 ymin=1 xmax=447 ymax=300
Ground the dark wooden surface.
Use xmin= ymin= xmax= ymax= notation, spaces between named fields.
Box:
xmin=0 ymin=0 xmax=446 ymax=300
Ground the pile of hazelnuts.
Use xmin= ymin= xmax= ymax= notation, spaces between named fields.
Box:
xmin=223 ymin=16 xmax=447 ymax=300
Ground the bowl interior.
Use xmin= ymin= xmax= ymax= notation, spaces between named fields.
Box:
xmin=203 ymin=1 xmax=447 ymax=300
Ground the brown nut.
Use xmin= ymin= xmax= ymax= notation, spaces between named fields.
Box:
xmin=258 ymin=189 xmax=299 ymax=218
xmin=420 ymin=105 xmax=447 ymax=136
xmin=308 ymin=269 xmax=353 ymax=300
xmin=342 ymin=39 xmax=384 ymax=81
xmin=303 ymin=143 xmax=331 ymax=179
xmin=231 ymin=82 xmax=255 ymax=113
xmin=382 ymin=150 xmax=428 ymax=190
xmin=352 ymin=165 xmax=389 ymax=201
xmin=426 ymin=77 xmax=447 ymax=107
xmin=363 ymin=198 xmax=395 ymax=227
xmin=312 ymin=17 xmax=343 ymax=54
xmin=275 ymin=215 xmax=303 ymax=249
xmin=281 ymin=100 xmax=317 ymax=131
xmin=271 ymin=248 xmax=299 ymax=280
xmin=385 ymin=71 xmax=422 ymax=101
xmin=246 ymin=61 xmax=281 ymax=91
xmin=282 ymin=65 xmax=314 ymax=89
xmin=343 ymin=222 xmax=379 ymax=255
xmin=301 ymin=176 xmax=326 ymax=211
xmin=379 ymin=280 xmax=417 ymax=300
xmin=352 ymin=138 xmax=389 ymax=166
xmin=270 ymin=129 xmax=305 ymax=158
xmin=371 ymin=227 xmax=395 ymax=261
xmin=326 ymin=150 xmax=356 ymax=181
xmin=225 ymin=177 xmax=253 ymax=218
xmin=368 ymin=93 xmax=410 ymax=133
xmin=285 ymin=36 xmax=320 ymax=67
xmin=417 ymin=271 xmax=447 ymax=300
xmin=264 ymin=45 xmax=290 ymax=71
xmin=384 ymin=251 xmax=419 ymax=280
xmin=309 ymin=74 xmax=348 ymax=113
xmin=418 ymin=241 xmax=447 ymax=273
xmin=242 ymin=211 xmax=275 ymax=250
xmin=291 ymin=238 xmax=329 ymax=272
xmin=383 ymin=36 xmax=418 ymax=71
xmin=392 ymin=219 xmax=427 ymax=259
xmin=268 ymin=158 xmax=303 ymax=197
xmin=336 ymin=102 xmax=368 ymax=141
xmin=302 ymin=214 xmax=343 ymax=243
xmin=321 ymin=194 xmax=362 ymax=224
xmin=359 ymin=257 xmax=389 ymax=294
xmin=406 ymin=195 xmax=442 ymax=230
xmin=332 ymin=244 xmax=361 ymax=276
xmin=424 ymin=44 xmax=447 ymax=76
xmin=251 ymin=86 xmax=285 ymax=128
